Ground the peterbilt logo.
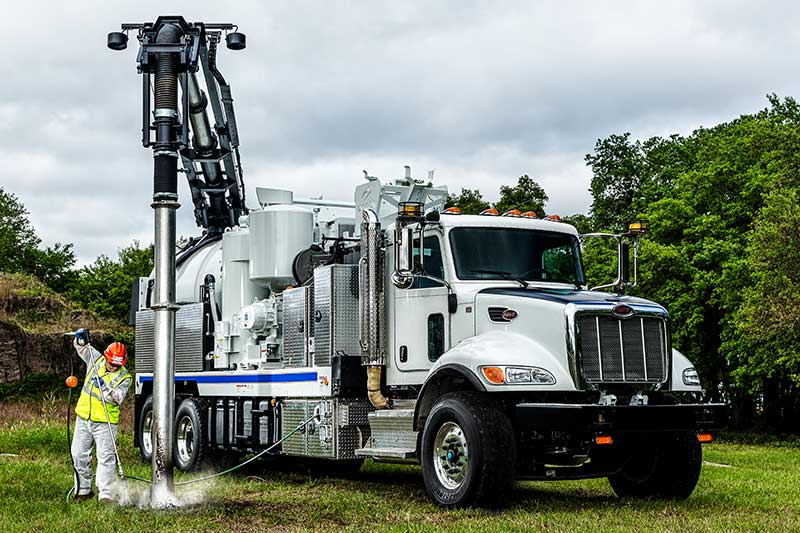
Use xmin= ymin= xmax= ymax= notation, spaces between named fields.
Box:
xmin=611 ymin=304 xmax=634 ymax=318
xmin=501 ymin=309 xmax=518 ymax=321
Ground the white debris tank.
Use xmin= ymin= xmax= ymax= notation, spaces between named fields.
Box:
xmin=174 ymin=240 xmax=222 ymax=306
xmin=248 ymin=204 xmax=314 ymax=291
xmin=222 ymin=223 xmax=266 ymax=319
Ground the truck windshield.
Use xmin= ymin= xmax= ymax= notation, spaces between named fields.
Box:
xmin=448 ymin=227 xmax=585 ymax=286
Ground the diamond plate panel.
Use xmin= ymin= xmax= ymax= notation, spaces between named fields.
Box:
xmin=368 ymin=409 xmax=417 ymax=449
xmin=313 ymin=265 xmax=360 ymax=366
xmin=280 ymin=399 xmax=372 ymax=459
xmin=281 ymin=400 xmax=308 ymax=455
xmin=282 ymin=287 xmax=308 ymax=367
xmin=135 ymin=303 xmax=205 ymax=374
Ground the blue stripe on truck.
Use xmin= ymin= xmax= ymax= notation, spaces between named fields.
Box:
xmin=138 ymin=372 xmax=318 ymax=384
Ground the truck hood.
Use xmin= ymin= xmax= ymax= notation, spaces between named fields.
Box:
xmin=479 ymin=287 xmax=659 ymax=307
xmin=472 ymin=288 xmax=667 ymax=389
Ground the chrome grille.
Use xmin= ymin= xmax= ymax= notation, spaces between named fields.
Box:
xmin=576 ymin=314 xmax=667 ymax=383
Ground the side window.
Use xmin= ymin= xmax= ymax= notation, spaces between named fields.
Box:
xmin=427 ymin=313 xmax=445 ymax=361
xmin=412 ymin=235 xmax=444 ymax=289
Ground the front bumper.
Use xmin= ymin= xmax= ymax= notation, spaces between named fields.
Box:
xmin=515 ymin=402 xmax=727 ymax=433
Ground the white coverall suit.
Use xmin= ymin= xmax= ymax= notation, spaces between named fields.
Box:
xmin=70 ymin=341 xmax=131 ymax=499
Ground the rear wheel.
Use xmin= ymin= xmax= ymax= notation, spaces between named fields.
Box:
xmin=608 ymin=432 xmax=702 ymax=500
xmin=174 ymin=398 xmax=209 ymax=472
xmin=137 ymin=395 xmax=153 ymax=462
xmin=421 ymin=392 xmax=516 ymax=508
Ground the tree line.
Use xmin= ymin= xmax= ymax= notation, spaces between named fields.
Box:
xmin=2 ymin=94 xmax=798 ymax=431
xmin=0 ymin=188 xmax=152 ymax=323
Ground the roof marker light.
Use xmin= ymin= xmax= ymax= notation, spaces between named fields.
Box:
xmin=545 ymin=214 xmax=561 ymax=221
xmin=628 ymin=220 xmax=648 ymax=234
xmin=443 ymin=207 xmax=462 ymax=214
xmin=522 ymin=211 xmax=537 ymax=218
xmin=502 ymin=209 xmax=521 ymax=217
xmin=480 ymin=208 xmax=500 ymax=216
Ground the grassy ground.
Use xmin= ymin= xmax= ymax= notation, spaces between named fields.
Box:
xmin=0 ymin=399 xmax=798 ymax=532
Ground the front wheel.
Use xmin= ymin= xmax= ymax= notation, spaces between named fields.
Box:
xmin=420 ymin=392 xmax=516 ymax=508
xmin=608 ymin=432 xmax=702 ymax=500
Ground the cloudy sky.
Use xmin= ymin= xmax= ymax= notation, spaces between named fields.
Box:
xmin=3 ymin=1 xmax=799 ymax=265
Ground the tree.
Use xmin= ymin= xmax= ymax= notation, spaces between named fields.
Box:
xmin=446 ymin=188 xmax=490 ymax=214
xmin=585 ymin=133 xmax=691 ymax=231
xmin=494 ymin=175 xmax=548 ymax=215
xmin=0 ymin=188 xmax=76 ymax=291
xmin=70 ymin=242 xmax=154 ymax=322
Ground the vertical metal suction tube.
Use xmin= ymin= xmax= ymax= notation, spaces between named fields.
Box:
xmin=150 ymin=21 xmax=182 ymax=506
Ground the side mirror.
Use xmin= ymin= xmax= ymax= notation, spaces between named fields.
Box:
xmin=392 ymin=226 xmax=415 ymax=289
xmin=619 ymin=240 xmax=630 ymax=285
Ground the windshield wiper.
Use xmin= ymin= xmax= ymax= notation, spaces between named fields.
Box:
xmin=468 ymin=269 xmax=528 ymax=288
xmin=546 ymin=278 xmax=582 ymax=290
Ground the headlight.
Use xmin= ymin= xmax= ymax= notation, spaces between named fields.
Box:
xmin=682 ymin=367 xmax=701 ymax=386
xmin=481 ymin=366 xmax=556 ymax=385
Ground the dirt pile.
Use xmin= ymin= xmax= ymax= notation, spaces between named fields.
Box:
xmin=0 ymin=274 xmax=120 ymax=383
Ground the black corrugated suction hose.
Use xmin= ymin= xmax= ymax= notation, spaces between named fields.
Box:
xmin=154 ymin=23 xmax=182 ymax=111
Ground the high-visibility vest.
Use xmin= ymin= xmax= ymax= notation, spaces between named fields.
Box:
xmin=75 ymin=355 xmax=131 ymax=424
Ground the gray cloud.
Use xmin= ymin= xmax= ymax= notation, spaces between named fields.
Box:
xmin=2 ymin=1 xmax=800 ymax=264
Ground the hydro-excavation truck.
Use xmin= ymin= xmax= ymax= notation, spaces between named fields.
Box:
xmin=113 ymin=17 xmax=724 ymax=507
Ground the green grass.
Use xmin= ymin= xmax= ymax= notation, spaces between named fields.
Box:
xmin=0 ymin=406 xmax=798 ymax=532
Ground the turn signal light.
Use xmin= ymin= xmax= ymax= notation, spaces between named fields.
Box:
xmin=521 ymin=211 xmax=537 ymax=218
xmin=480 ymin=208 xmax=499 ymax=216
xmin=697 ymin=432 xmax=713 ymax=443
xmin=595 ymin=435 xmax=613 ymax=445
xmin=502 ymin=209 xmax=521 ymax=217
xmin=481 ymin=367 xmax=504 ymax=384
xmin=443 ymin=207 xmax=462 ymax=214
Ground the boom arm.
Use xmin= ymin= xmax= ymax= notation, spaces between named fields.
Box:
xmin=182 ymin=32 xmax=247 ymax=234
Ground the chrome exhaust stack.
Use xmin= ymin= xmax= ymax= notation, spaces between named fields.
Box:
xmin=359 ymin=209 xmax=389 ymax=409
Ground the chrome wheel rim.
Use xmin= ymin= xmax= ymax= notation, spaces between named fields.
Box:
xmin=176 ymin=416 xmax=194 ymax=464
xmin=433 ymin=421 xmax=469 ymax=490
xmin=142 ymin=411 xmax=153 ymax=457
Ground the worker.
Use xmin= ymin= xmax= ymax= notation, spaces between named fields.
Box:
xmin=70 ymin=330 xmax=132 ymax=502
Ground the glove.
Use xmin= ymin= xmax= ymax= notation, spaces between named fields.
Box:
xmin=91 ymin=377 xmax=105 ymax=390
xmin=74 ymin=328 xmax=90 ymax=346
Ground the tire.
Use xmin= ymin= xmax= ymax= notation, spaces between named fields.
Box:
xmin=420 ymin=392 xmax=516 ymax=508
xmin=173 ymin=397 xmax=209 ymax=472
xmin=137 ymin=395 xmax=154 ymax=463
xmin=608 ymin=432 xmax=702 ymax=500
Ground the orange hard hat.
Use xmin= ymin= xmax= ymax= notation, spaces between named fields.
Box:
xmin=104 ymin=342 xmax=128 ymax=367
